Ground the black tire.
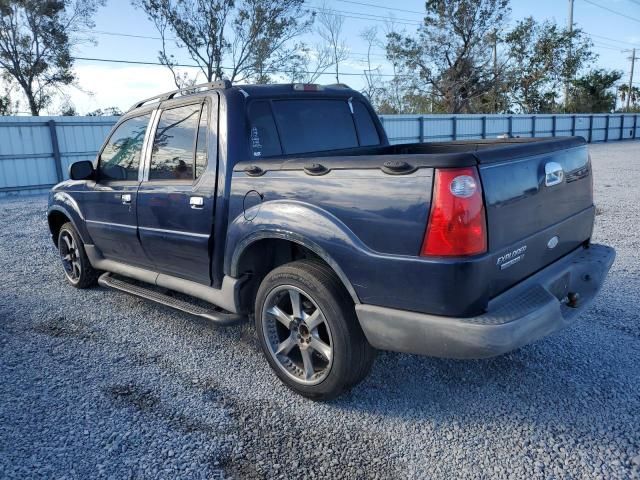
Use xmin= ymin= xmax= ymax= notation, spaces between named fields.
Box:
xmin=57 ymin=222 xmax=99 ymax=289
xmin=255 ymin=260 xmax=375 ymax=400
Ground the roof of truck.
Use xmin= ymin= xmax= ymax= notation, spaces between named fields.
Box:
xmin=127 ymin=81 xmax=359 ymax=112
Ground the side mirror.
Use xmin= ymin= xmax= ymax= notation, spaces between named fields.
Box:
xmin=69 ymin=160 xmax=95 ymax=181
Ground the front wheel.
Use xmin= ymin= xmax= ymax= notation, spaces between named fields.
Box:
xmin=58 ymin=222 xmax=99 ymax=289
xmin=255 ymin=260 xmax=375 ymax=400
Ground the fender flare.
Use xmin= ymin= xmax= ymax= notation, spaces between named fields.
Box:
xmin=47 ymin=192 xmax=93 ymax=245
xmin=226 ymin=200 xmax=370 ymax=304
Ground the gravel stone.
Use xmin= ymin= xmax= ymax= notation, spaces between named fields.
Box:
xmin=0 ymin=141 xmax=639 ymax=479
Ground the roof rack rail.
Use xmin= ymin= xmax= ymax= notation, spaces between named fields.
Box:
xmin=128 ymin=79 xmax=232 ymax=112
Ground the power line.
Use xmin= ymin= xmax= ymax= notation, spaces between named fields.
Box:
xmin=309 ymin=5 xmax=421 ymax=25
xmin=333 ymin=0 xmax=424 ymax=16
xmin=592 ymin=43 xmax=626 ymax=51
xmin=72 ymin=55 xmax=406 ymax=77
xmin=580 ymin=0 xmax=640 ymax=24
xmin=82 ymin=28 xmax=390 ymax=59
xmin=86 ymin=25 xmax=640 ymax=53
xmin=584 ymin=31 xmax=640 ymax=48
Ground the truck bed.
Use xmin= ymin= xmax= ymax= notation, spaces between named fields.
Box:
xmin=232 ymin=136 xmax=594 ymax=316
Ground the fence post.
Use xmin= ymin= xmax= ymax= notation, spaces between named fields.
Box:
xmin=419 ymin=116 xmax=425 ymax=143
xmin=508 ymin=116 xmax=513 ymax=137
xmin=482 ymin=116 xmax=487 ymax=139
xmin=531 ymin=116 xmax=536 ymax=137
xmin=620 ymin=115 xmax=624 ymax=140
xmin=571 ymin=115 xmax=576 ymax=136
xmin=552 ymin=115 xmax=557 ymax=137
xmin=48 ymin=120 xmax=63 ymax=182
xmin=634 ymin=114 xmax=638 ymax=139
xmin=588 ymin=115 xmax=593 ymax=143
xmin=604 ymin=115 xmax=610 ymax=142
xmin=452 ymin=116 xmax=457 ymax=141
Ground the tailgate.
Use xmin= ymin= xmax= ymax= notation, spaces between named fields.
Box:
xmin=478 ymin=142 xmax=594 ymax=297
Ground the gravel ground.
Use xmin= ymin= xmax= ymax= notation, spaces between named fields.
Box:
xmin=1 ymin=141 xmax=639 ymax=479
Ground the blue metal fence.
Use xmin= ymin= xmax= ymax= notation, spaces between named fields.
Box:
xmin=380 ymin=113 xmax=640 ymax=144
xmin=0 ymin=116 xmax=118 ymax=196
xmin=0 ymin=113 xmax=638 ymax=196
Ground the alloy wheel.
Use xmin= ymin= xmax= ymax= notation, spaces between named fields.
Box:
xmin=59 ymin=230 xmax=81 ymax=283
xmin=261 ymin=285 xmax=334 ymax=386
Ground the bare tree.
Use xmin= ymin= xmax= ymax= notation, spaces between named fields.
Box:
xmin=285 ymin=43 xmax=335 ymax=83
xmin=0 ymin=0 xmax=104 ymax=115
xmin=316 ymin=3 xmax=349 ymax=83
xmin=360 ymin=26 xmax=383 ymax=104
xmin=135 ymin=0 xmax=312 ymax=86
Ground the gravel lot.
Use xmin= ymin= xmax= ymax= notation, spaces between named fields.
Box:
xmin=1 ymin=141 xmax=639 ymax=479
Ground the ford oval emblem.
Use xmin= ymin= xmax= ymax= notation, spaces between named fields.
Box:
xmin=547 ymin=236 xmax=559 ymax=249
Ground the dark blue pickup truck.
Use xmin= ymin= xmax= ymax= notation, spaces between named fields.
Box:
xmin=48 ymin=82 xmax=615 ymax=400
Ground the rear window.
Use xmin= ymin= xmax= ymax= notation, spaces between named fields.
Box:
xmin=247 ymin=98 xmax=380 ymax=157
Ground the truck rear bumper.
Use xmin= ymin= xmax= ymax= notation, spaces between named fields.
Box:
xmin=355 ymin=244 xmax=615 ymax=359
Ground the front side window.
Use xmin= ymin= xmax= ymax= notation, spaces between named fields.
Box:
xmin=149 ymin=103 xmax=201 ymax=180
xmin=99 ymin=114 xmax=150 ymax=181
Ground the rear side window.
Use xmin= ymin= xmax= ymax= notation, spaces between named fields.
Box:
xmin=195 ymin=103 xmax=208 ymax=178
xmin=271 ymin=99 xmax=358 ymax=155
xmin=99 ymin=113 xmax=150 ymax=181
xmin=353 ymin=101 xmax=380 ymax=146
xmin=149 ymin=103 xmax=201 ymax=180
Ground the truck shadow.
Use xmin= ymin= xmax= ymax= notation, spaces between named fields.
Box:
xmin=331 ymin=302 xmax=638 ymax=441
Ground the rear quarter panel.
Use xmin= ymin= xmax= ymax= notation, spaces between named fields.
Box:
xmin=227 ymin=168 xmax=433 ymax=256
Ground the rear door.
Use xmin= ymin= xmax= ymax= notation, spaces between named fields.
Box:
xmin=84 ymin=112 xmax=153 ymax=267
xmin=136 ymin=96 xmax=217 ymax=285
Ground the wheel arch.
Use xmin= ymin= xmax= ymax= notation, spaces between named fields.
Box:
xmin=231 ymin=233 xmax=361 ymax=314
xmin=47 ymin=192 xmax=92 ymax=247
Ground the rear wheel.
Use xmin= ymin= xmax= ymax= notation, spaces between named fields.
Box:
xmin=255 ymin=260 xmax=375 ymax=400
xmin=58 ymin=222 xmax=98 ymax=289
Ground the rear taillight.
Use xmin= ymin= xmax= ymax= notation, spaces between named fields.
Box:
xmin=421 ymin=167 xmax=487 ymax=257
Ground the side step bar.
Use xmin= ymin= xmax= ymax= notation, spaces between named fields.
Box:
xmin=98 ymin=273 xmax=245 ymax=326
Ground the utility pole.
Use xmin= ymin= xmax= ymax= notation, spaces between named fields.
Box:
xmin=626 ymin=48 xmax=637 ymax=110
xmin=492 ymin=29 xmax=498 ymax=114
xmin=564 ymin=0 xmax=574 ymax=110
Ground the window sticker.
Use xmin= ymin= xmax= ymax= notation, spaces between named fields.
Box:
xmin=251 ymin=126 xmax=262 ymax=157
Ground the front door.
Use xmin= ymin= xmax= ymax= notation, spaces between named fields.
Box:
xmin=136 ymin=97 xmax=217 ymax=285
xmin=83 ymin=112 xmax=153 ymax=267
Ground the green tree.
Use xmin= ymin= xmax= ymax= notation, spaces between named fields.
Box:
xmin=135 ymin=0 xmax=312 ymax=87
xmin=566 ymin=69 xmax=622 ymax=113
xmin=87 ymin=106 xmax=123 ymax=116
xmin=504 ymin=17 xmax=595 ymax=113
xmin=0 ymin=82 xmax=17 ymax=115
xmin=0 ymin=0 xmax=103 ymax=115
xmin=0 ymin=93 xmax=13 ymax=115
xmin=617 ymin=84 xmax=640 ymax=111
xmin=386 ymin=0 xmax=511 ymax=113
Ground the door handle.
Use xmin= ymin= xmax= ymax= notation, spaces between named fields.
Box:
xmin=121 ymin=193 xmax=132 ymax=204
xmin=190 ymin=196 xmax=204 ymax=209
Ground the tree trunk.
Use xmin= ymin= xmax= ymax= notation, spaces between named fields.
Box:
xmin=22 ymin=84 xmax=40 ymax=116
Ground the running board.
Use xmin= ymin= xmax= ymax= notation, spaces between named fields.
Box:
xmin=98 ymin=273 xmax=245 ymax=326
